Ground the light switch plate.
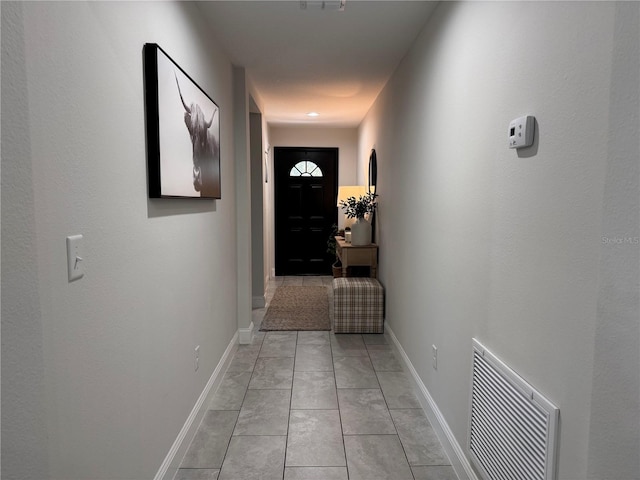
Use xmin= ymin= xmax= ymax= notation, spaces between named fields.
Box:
xmin=66 ymin=235 xmax=84 ymax=281
xmin=432 ymin=344 xmax=438 ymax=370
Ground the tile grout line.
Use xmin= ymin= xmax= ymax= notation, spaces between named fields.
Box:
xmin=367 ymin=340 xmax=407 ymax=444
xmin=372 ymin=347 xmax=418 ymax=480
xmin=217 ymin=325 xmax=266 ymax=479
xmin=331 ymin=328 xmax=352 ymax=480
xmin=281 ymin=330 xmax=298 ymax=480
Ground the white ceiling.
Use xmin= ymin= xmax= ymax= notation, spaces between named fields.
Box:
xmin=197 ymin=1 xmax=438 ymax=127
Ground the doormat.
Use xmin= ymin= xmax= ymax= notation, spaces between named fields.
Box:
xmin=260 ymin=286 xmax=331 ymax=331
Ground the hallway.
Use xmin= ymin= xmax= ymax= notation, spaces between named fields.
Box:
xmin=174 ymin=277 xmax=457 ymax=480
xmin=3 ymin=2 xmax=638 ymax=478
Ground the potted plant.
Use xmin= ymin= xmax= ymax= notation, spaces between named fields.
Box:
xmin=339 ymin=192 xmax=378 ymax=245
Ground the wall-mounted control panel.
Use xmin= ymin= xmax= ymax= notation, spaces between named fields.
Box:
xmin=508 ymin=115 xmax=535 ymax=149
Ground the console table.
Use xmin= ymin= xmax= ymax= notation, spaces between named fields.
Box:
xmin=335 ymin=236 xmax=378 ymax=278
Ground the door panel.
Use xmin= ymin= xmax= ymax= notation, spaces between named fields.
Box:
xmin=275 ymin=147 xmax=338 ymax=275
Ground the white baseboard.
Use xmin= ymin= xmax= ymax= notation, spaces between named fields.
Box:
xmin=238 ymin=321 xmax=254 ymax=345
xmin=252 ymin=295 xmax=266 ymax=309
xmin=155 ymin=332 xmax=238 ymax=480
xmin=385 ymin=325 xmax=479 ymax=480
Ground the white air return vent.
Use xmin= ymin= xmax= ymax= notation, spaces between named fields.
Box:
xmin=469 ymin=339 xmax=559 ymax=480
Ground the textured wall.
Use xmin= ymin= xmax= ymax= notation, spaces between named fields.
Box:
xmin=358 ymin=2 xmax=639 ymax=478
xmin=1 ymin=2 xmax=237 ymax=479
xmin=587 ymin=3 xmax=640 ymax=477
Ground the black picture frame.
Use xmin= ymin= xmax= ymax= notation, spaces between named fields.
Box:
xmin=144 ymin=43 xmax=221 ymax=199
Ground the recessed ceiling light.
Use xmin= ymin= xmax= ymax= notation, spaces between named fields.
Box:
xmin=307 ymin=112 xmax=320 ymax=117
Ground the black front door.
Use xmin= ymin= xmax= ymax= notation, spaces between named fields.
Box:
xmin=275 ymin=147 xmax=338 ymax=275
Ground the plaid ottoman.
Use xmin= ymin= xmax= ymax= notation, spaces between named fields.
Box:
xmin=332 ymin=277 xmax=384 ymax=333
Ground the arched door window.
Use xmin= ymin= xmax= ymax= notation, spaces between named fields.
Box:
xmin=289 ymin=160 xmax=323 ymax=177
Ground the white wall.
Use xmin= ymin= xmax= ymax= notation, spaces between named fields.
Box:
xmin=233 ymin=66 xmax=253 ymax=337
xmin=270 ymin=126 xmax=358 ymax=186
xmin=250 ymin=112 xmax=265 ymax=304
xmin=1 ymin=2 xmax=237 ymax=479
xmin=587 ymin=3 xmax=639 ymax=477
xmin=358 ymin=2 xmax=639 ymax=478
xmin=267 ymin=126 xmax=358 ymax=273
xmin=248 ymin=88 xmax=271 ymax=292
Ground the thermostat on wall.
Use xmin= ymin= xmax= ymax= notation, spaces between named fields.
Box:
xmin=508 ymin=115 xmax=535 ymax=149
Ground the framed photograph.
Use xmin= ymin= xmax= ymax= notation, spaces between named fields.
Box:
xmin=144 ymin=43 xmax=221 ymax=199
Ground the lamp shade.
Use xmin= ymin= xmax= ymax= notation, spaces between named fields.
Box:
xmin=336 ymin=185 xmax=367 ymax=207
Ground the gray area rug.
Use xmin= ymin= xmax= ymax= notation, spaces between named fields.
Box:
xmin=260 ymin=286 xmax=331 ymax=331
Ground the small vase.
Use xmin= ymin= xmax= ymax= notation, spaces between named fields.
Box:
xmin=351 ymin=217 xmax=371 ymax=246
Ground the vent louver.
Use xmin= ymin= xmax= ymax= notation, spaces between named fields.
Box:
xmin=469 ymin=339 xmax=559 ymax=480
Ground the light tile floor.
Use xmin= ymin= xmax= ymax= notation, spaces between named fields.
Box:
xmin=175 ymin=276 xmax=458 ymax=480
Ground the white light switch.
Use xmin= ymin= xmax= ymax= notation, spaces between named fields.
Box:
xmin=66 ymin=235 xmax=84 ymax=281
xmin=508 ymin=115 xmax=535 ymax=149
